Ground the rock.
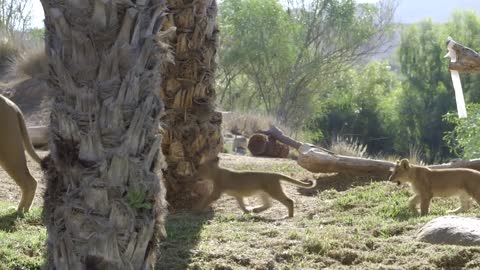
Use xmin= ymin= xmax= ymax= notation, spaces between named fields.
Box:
xmin=232 ymin=135 xmax=248 ymax=155
xmin=417 ymin=216 xmax=480 ymax=246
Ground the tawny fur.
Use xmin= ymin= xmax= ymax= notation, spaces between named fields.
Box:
xmin=0 ymin=95 xmax=42 ymax=212
xmin=195 ymin=158 xmax=315 ymax=218
xmin=389 ymin=159 xmax=480 ymax=216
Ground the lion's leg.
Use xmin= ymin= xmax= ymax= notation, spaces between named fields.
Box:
xmin=471 ymin=190 xmax=480 ymax=207
xmin=235 ymin=197 xmax=251 ymax=214
xmin=267 ymin=186 xmax=294 ymax=218
xmin=447 ymin=194 xmax=472 ymax=214
xmin=420 ymin=196 xmax=432 ymax=216
xmin=250 ymin=193 xmax=272 ymax=213
xmin=408 ymin=194 xmax=420 ymax=215
xmin=17 ymin=172 xmax=37 ymax=213
xmin=194 ymin=188 xmax=222 ymax=213
xmin=0 ymin=110 xmax=38 ymax=213
xmin=0 ymin=160 xmax=37 ymax=213
xmin=0 ymin=140 xmax=38 ymax=213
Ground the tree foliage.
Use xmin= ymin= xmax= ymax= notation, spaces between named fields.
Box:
xmin=396 ymin=20 xmax=453 ymax=161
xmin=444 ymin=104 xmax=480 ymax=159
xmin=217 ymin=2 xmax=480 ymax=161
xmin=441 ymin=12 xmax=480 ymax=159
xmin=395 ymin=12 xmax=480 ymax=161
xmin=218 ymin=0 xmax=396 ymax=129
xmin=306 ymin=61 xmax=401 ymax=154
xmin=0 ymin=0 xmax=32 ymax=37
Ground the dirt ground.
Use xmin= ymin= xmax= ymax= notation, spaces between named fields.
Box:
xmin=0 ymin=152 xmax=317 ymax=215
xmin=2 ymin=152 xmax=480 ymax=269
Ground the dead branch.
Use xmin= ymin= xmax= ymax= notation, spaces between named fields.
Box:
xmin=261 ymin=125 xmax=480 ymax=178
xmin=447 ymin=38 xmax=480 ymax=73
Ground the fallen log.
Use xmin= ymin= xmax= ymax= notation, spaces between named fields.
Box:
xmin=259 ymin=126 xmax=480 ymax=179
xmin=28 ymin=125 xmax=48 ymax=147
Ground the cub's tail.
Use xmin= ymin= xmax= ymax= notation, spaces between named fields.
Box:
xmin=279 ymin=174 xmax=316 ymax=188
xmin=17 ymin=110 xmax=42 ymax=164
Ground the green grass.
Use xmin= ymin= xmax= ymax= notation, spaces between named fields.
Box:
xmin=0 ymin=203 xmax=45 ymax=270
xmin=155 ymin=180 xmax=480 ymax=269
xmin=2 ymin=161 xmax=480 ymax=269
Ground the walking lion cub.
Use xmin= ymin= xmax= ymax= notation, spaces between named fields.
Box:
xmin=195 ymin=158 xmax=315 ymax=218
xmin=389 ymin=159 xmax=480 ymax=216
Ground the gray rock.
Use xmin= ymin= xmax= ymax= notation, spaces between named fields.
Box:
xmin=417 ymin=216 xmax=480 ymax=246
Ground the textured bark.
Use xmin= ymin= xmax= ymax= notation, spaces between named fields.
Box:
xmin=447 ymin=38 xmax=480 ymax=73
xmin=160 ymin=0 xmax=223 ymax=209
xmin=41 ymin=0 xmax=171 ymax=268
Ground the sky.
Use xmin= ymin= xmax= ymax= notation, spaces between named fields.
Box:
xmin=31 ymin=0 xmax=44 ymax=29
xmin=29 ymin=0 xmax=380 ymax=29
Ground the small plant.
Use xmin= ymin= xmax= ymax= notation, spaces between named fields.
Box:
xmin=330 ymin=136 xmax=368 ymax=157
xmin=303 ymin=234 xmax=332 ymax=255
xmin=222 ymin=111 xmax=304 ymax=140
xmin=0 ymin=39 xmax=18 ymax=69
xmin=126 ymin=187 xmax=152 ymax=210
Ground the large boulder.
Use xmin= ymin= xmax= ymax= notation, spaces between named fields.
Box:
xmin=417 ymin=216 xmax=480 ymax=246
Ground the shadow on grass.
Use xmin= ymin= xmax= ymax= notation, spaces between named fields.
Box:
xmin=157 ymin=211 xmax=214 ymax=270
xmin=0 ymin=211 xmax=23 ymax=232
xmin=214 ymin=213 xmax=279 ymax=223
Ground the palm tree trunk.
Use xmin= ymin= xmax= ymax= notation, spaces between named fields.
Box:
xmin=40 ymin=0 xmax=171 ymax=268
xmin=160 ymin=0 xmax=223 ymax=208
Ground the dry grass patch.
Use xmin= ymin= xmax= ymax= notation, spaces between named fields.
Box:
xmin=1 ymin=154 xmax=480 ymax=269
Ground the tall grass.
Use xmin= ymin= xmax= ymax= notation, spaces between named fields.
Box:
xmin=0 ymin=39 xmax=19 ymax=71
xmin=329 ymin=136 xmax=368 ymax=157
xmin=0 ymin=28 xmax=46 ymax=81
xmin=11 ymin=49 xmax=47 ymax=79
xmin=222 ymin=111 xmax=305 ymax=140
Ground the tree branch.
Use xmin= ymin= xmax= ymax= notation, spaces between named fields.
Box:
xmin=447 ymin=38 xmax=480 ymax=73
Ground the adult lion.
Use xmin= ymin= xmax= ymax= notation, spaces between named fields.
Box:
xmin=0 ymin=94 xmax=42 ymax=212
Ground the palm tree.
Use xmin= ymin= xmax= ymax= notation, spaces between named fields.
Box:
xmin=161 ymin=0 xmax=223 ymax=208
xmin=40 ymin=0 xmax=171 ymax=268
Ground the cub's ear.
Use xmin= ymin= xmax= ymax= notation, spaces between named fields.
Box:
xmin=400 ymin=159 xmax=410 ymax=170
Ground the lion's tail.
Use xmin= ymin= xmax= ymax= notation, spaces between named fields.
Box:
xmin=279 ymin=174 xmax=316 ymax=188
xmin=16 ymin=110 xmax=42 ymax=164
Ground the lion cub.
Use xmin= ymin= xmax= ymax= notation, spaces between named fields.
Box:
xmin=195 ymin=158 xmax=315 ymax=218
xmin=389 ymin=159 xmax=480 ymax=216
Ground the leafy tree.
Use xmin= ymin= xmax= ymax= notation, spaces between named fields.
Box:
xmin=0 ymin=0 xmax=32 ymax=37
xmin=306 ymin=61 xmax=401 ymax=154
xmin=444 ymin=104 xmax=480 ymax=159
xmin=441 ymin=12 xmax=480 ymax=159
xmin=396 ymin=12 xmax=480 ymax=162
xmin=396 ymin=19 xmax=454 ymax=161
xmin=218 ymin=0 xmax=396 ymax=129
